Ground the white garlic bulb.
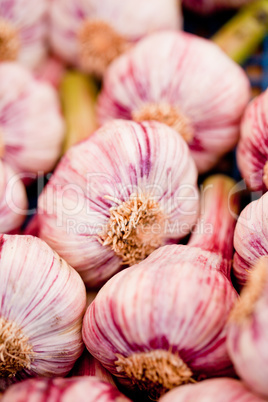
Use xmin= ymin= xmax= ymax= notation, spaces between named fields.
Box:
xmin=37 ymin=120 xmax=199 ymax=288
xmin=0 ymin=62 xmax=64 ymax=181
xmin=49 ymin=0 xmax=182 ymax=77
xmin=237 ymin=88 xmax=268 ymax=192
xmin=1 ymin=377 xmax=131 ymax=402
xmin=97 ymin=31 xmax=250 ymax=173
xmin=159 ymin=378 xmax=265 ymax=401
xmin=0 ymin=234 xmax=86 ymax=390
xmin=0 ymin=0 xmax=48 ymax=69
xmin=228 ymin=257 xmax=268 ymax=398
xmin=0 ymin=160 xmax=27 ymax=233
xmin=83 ymin=248 xmax=238 ymax=398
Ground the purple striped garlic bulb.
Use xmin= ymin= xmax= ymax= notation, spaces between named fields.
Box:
xmin=0 ymin=234 xmax=86 ymax=390
xmin=82 ymin=248 xmax=238 ymax=398
xmin=37 ymin=120 xmax=199 ymax=288
xmin=0 ymin=0 xmax=48 ymax=70
xmin=159 ymin=378 xmax=265 ymax=401
xmin=182 ymin=0 xmax=254 ymax=14
xmin=233 ymin=191 xmax=268 ymax=286
xmin=97 ymin=31 xmax=251 ymax=173
xmin=50 ymin=0 xmax=182 ymax=77
xmin=0 ymin=62 xmax=64 ymax=180
xmin=0 ymin=160 xmax=27 ymax=233
xmin=237 ymin=88 xmax=268 ymax=192
xmin=1 ymin=377 xmax=131 ymax=402
xmin=228 ymin=257 xmax=268 ymax=398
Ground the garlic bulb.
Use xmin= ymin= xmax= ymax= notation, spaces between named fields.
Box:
xmin=1 ymin=377 xmax=131 ymax=402
xmin=0 ymin=0 xmax=48 ymax=69
xmin=37 ymin=120 xmax=199 ymax=288
xmin=183 ymin=0 xmax=254 ymax=14
xmin=0 ymin=234 xmax=86 ymax=390
xmin=70 ymin=350 xmax=116 ymax=386
xmin=237 ymin=88 xmax=268 ymax=192
xmin=233 ymin=191 xmax=268 ymax=286
xmin=34 ymin=56 xmax=65 ymax=89
xmin=228 ymin=257 xmax=268 ymax=398
xmin=0 ymin=62 xmax=64 ymax=180
xmin=159 ymin=378 xmax=265 ymax=401
xmin=83 ymin=247 xmax=238 ymax=398
xmin=49 ymin=0 xmax=182 ymax=77
xmin=97 ymin=31 xmax=250 ymax=173
xmin=0 ymin=160 xmax=27 ymax=233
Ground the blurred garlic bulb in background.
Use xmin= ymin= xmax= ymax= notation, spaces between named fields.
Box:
xmin=0 ymin=0 xmax=48 ymax=69
xmin=233 ymin=191 xmax=268 ymax=287
xmin=159 ymin=378 xmax=265 ymax=401
xmin=237 ymin=88 xmax=268 ymax=192
xmin=0 ymin=235 xmax=86 ymax=390
xmin=1 ymin=377 xmax=132 ymax=402
xmin=0 ymin=62 xmax=64 ymax=181
xmin=0 ymin=160 xmax=27 ymax=233
xmin=228 ymin=257 xmax=268 ymax=398
xmin=83 ymin=249 xmax=238 ymax=398
xmin=97 ymin=31 xmax=250 ymax=173
xmin=49 ymin=0 xmax=182 ymax=77
xmin=37 ymin=120 xmax=199 ymax=288
xmin=182 ymin=0 xmax=254 ymax=14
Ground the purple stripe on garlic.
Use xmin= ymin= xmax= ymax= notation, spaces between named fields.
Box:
xmin=1 ymin=377 xmax=131 ymax=402
xmin=97 ymin=31 xmax=250 ymax=173
xmin=237 ymin=88 xmax=268 ymax=192
xmin=37 ymin=120 xmax=199 ymax=288
xmin=0 ymin=0 xmax=49 ymax=69
xmin=228 ymin=257 xmax=268 ymax=398
xmin=49 ymin=0 xmax=182 ymax=77
xmin=233 ymin=191 xmax=268 ymax=286
xmin=0 ymin=234 xmax=86 ymax=390
xmin=82 ymin=246 xmax=238 ymax=398
xmin=159 ymin=378 xmax=265 ymax=401
xmin=0 ymin=160 xmax=27 ymax=233
xmin=0 ymin=62 xmax=64 ymax=181
xmin=182 ymin=0 xmax=254 ymax=14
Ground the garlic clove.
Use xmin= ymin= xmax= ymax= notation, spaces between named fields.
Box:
xmin=182 ymin=0 xmax=254 ymax=14
xmin=49 ymin=0 xmax=182 ymax=77
xmin=0 ymin=234 xmax=86 ymax=390
xmin=233 ymin=191 xmax=268 ymax=287
xmin=1 ymin=377 xmax=131 ymax=401
xmin=158 ymin=378 xmax=265 ymax=401
xmin=83 ymin=251 xmax=238 ymax=398
xmin=228 ymin=257 xmax=268 ymax=398
xmin=37 ymin=119 xmax=199 ymax=288
xmin=0 ymin=160 xmax=27 ymax=234
xmin=0 ymin=62 xmax=65 ymax=180
xmin=0 ymin=0 xmax=48 ymax=70
xmin=237 ymin=88 xmax=268 ymax=192
xmin=97 ymin=31 xmax=250 ymax=173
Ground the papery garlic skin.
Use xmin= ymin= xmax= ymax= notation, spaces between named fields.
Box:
xmin=183 ymin=0 xmax=253 ymax=14
xmin=159 ymin=378 xmax=265 ymax=401
xmin=237 ymin=89 xmax=268 ymax=192
xmin=228 ymin=257 xmax=268 ymax=398
xmin=0 ymin=160 xmax=27 ymax=233
xmin=49 ymin=0 xmax=182 ymax=76
xmin=37 ymin=120 xmax=199 ymax=288
xmin=0 ymin=0 xmax=48 ymax=69
xmin=83 ymin=248 xmax=238 ymax=397
xmin=0 ymin=62 xmax=64 ymax=179
xmin=97 ymin=31 xmax=250 ymax=173
xmin=233 ymin=192 xmax=268 ymax=286
xmin=1 ymin=377 xmax=131 ymax=402
xmin=0 ymin=234 xmax=86 ymax=390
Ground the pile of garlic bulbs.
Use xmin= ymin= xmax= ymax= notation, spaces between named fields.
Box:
xmin=2 ymin=0 xmax=268 ymax=401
